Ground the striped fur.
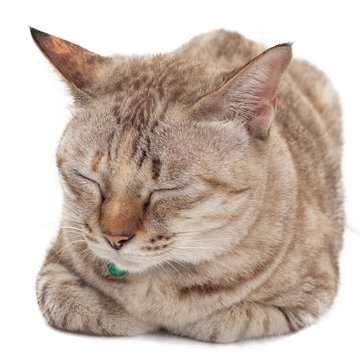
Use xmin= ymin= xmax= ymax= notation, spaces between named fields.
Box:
xmin=32 ymin=28 xmax=343 ymax=343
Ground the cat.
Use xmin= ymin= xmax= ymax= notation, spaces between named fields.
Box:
xmin=31 ymin=27 xmax=343 ymax=343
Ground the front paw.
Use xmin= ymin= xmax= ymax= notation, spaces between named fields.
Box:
xmin=37 ymin=263 xmax=157 ymax=336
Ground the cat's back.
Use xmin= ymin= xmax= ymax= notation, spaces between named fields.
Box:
xmin=176 ymin=29 xmax=263 ymax=67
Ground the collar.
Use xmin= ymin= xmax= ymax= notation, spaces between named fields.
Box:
xmin=106 ymin=262 xmax=126 ymax=277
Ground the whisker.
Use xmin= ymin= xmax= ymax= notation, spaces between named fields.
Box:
xmin=61 ymin=209 xmax=81 ymax=217
xmin=62 ymin=218 xmax=84 ymax=225
xmin=74 ymin=248 xmax=92 ymax=269
xmin=172 ymin=246 xmax=228 ymax=252
xmin=55 ymin=240 xmax=86 ymax=266
xmin=60 ymin=228 xmax=83 ymax=233
xmin=171 ymin=259 xmax=192 ymax=273
xmin=173 ymin=230 xmax=208 ymax=235
xmin=157 ymin=262 xmax=170 ymax=276
xmin=65 ymin=232 xmax=86 ymax=238
xmin=61 ymin=210 xmax=82 ymax=219
xmin=46 ymin=240 xmax=88 ymax=265
xmin=59 ymin=226 xmax=82 ymax=231
xmin=163 ymin=260 xmax=182 ymax=276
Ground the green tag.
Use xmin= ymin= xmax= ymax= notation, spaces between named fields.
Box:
xmin=107 ymin=262 xmax=126 ymax=277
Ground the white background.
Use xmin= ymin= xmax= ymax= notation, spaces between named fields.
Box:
xmin=1 ymin=0 xmax=359 ymax=359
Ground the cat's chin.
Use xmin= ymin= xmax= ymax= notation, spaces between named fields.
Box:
xmin=88 ymin=244 xmax=155 ymax=273
xmin=109 ymin=256 xmax=151 ymax=273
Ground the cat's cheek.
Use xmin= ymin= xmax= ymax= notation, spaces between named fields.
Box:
xmin=63 ymin=190 xmax=102 ymax=224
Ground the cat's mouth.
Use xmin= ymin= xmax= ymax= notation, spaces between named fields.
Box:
xmin=88 ymin=243 xmax=155 ymax=272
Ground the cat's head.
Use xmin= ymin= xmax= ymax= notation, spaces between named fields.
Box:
xmin=31 ymin=28 xmax=291 ymax=272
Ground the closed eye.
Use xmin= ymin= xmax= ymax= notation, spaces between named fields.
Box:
xmin=144 ymin=183 xmax=192 ymax=212
xmin=73 ymin=170 xmax=105 ymax=201
xmin=74 ymin=170 xmax=94 ymax=182
xmin=154 ymin=185 xmax=187 ymax=193
xmin=153 ymin=179 xmax=194 ymax=194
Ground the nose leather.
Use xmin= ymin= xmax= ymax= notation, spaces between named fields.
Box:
xmin=102 ymin=232 xmax=135 ymax=250
xmin=102 ymin=233 xmax=133 ymax=243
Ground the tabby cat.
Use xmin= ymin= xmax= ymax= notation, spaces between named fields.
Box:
xmin=31 ymin=27 xmax=343 ymax=343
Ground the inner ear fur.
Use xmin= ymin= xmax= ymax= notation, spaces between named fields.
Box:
xmin=193 ymin=44 xmax=292 ymax=140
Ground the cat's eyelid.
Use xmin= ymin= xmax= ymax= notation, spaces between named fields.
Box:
xmin=73 ymin=169 xmax=105 ymax=199
xmin=73 ymin=170 xmax=96 ymax=182
xmin=73 ymin=169 xmax=101 ymax=188
xmin=153 ymin=180 xmax=193 ymax=193
xmin=145 ymin=185 xmax=185 ymax=210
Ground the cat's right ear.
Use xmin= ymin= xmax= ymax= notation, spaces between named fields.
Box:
xmin=30 ymin=27 xmax=110 ymax=102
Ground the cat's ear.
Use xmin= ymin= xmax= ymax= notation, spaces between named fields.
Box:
xmin=194 ymin=44 xmax=292 ymax=140
xmin=30 ymin=27 xmax=110 ymax=101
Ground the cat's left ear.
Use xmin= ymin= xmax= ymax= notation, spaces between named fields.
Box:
xmin=30 ymin=27 xmax=111 ymax=102
xmin=194 ymin=44 xmax=292 ymax=140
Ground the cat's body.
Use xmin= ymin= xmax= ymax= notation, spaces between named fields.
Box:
xmin=32 ymin=29 xmax=343 ymax=343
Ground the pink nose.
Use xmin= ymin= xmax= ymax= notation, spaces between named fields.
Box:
xmin=102 ymin=231 xmax=135 ymax=250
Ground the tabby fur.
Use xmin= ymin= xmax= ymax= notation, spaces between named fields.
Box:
xmin=31 ymin=28 xmax=343 ymax=343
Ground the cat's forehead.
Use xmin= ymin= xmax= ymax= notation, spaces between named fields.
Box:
xmin=92 ymin=54 xmax=223 ymax=103
xmin=63 ymin=54 xmax=225 ymax=145
xmin=64 ymin=100 xmax=192 ymax=161
xmin=57 ymin=54 xmax=243 ymax=180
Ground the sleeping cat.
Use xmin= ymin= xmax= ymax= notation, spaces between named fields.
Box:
xmin=31 ymin=27 xmax=343 ymax=343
